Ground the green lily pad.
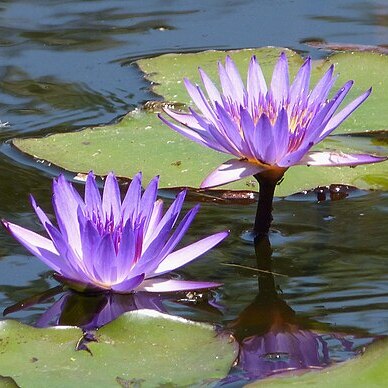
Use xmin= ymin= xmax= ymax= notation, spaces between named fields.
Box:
xmin=250 ymin=338 xmax=388 ymax=387
xmin=12 ymin=48 xmax=388 ymax=196
xmin=0 ymin=310 xmax=237 ymax=387
xmin=0 ymin=376 xmax=19 ymax=387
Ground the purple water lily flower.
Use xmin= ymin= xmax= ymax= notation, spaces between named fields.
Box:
xmin=2 ymin=172 xmax=228 ymax=293
xmin=159 ymin=52 xmax=386 ymax=189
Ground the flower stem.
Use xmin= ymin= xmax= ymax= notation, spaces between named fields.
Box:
xmin=253 ymin=174 xmax=278 ymax=237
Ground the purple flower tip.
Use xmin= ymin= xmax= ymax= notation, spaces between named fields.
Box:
xmin=160 ymin=52 xmax=386 ymax=188
xmin=3 ymin=172 xmax=228 ymax=294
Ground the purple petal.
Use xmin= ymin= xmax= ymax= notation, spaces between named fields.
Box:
xmin=151 ymin=231 xmax=229 ymax=277
xmin=200 ymin=159 xmax=267 ymax=188
xmin=29 ymin=194 xmax=61 ymax=245
xmin=217 ymin=61 xmax=237 ymax=102
xmin=272 ymin=108 xmax=290 ymax=160
xmin=199 ymin=67 xmax=222 ymax=105
xmin=2 ymin=220 xmax=62 ymax=272
xmin=239 ymin=108 xmax=257 ymax=160
xmin=140 ymin=175 xmax=159 ymax=231
xmin=143 ymin=199 xmax=164 ymax=243
xmin=270 ymin=52 xmax=289 ymax=104
xmin=277 ymin=144 xmax=312 ymax=167
xmin=255 ymin=114 xmax=277 ymax=164
xmin=143 ymin=190 xmax=186 ymax=249
xmin=299 ymin=81 xmax=356 ymax=148
xmin=161 ymin=107 xmax=208 ymax=132
xmin=186 ymin=108 xmax=234 ymax=154
xmin=115 ymin=219 xmax=137 ymax=276
xmin=297 ymin=151 xmax=387 ymax=166
xmin=111 ymin=274 xmax=145 ymax=294
xmin=319 ymin=80 xmax=354 ymax=125
xmin=80 ymin=219 xmax=104 ymax=280
xmin=52 ymin=273 xmax=105 ymax=293
xmin=45 ymin=223 xmax=86 ymax=280
xmin=319 ymin=87 xmax=372 ymax=140
xmin=213 ymin=102 xmax=246 ymax=154
xmin=133 ymin=215 xmax=176 ymax=275
xmin=224 ymin=55 xmax=245 ymax=103
xmin=154 ymin=205 xmax=201 ymax=265
xmin=289 ymin=57 xmax=311 ymax=104
xmin=309 ymin=64 xmax=336 ymax=105
xmin=93 ymin=233 xmax=116 ymax=284
xmin=52 ymin=175 xmax=83 ymax=255
xmin=121 ymin=172 xmax=142 ymax=222
xmin=158 ymin=113 xmax=212 ymax=148
xmin=85 ymin=172 xmax=102 ymax=216
xmin=102 ymin=172 xmax=121 ymax=224
xmin=183 ymin=78 xmax=218 ymax=123
xmin=247 ymin=55 xmax=267 ymax=106
xmin=137 ymin=278 xmax=222 ymax=293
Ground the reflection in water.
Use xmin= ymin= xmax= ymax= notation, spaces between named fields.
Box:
xmin=3 ymin=286 xmax=222 ymax=331
xmin=224 ymin=236 xmax=354 ymax=383
xmin=36 ymin=291 xmax=169 ymax=330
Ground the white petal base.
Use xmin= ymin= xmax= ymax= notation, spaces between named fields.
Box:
xmin=201 ymin=159 xmax=267 ymax=188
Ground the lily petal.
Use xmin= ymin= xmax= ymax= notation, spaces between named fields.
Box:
xmin=102 ymin=172 xmax=121 ymax=224
xmin=138 ymin=278 xmax=222 ymax=293
xmin=319 ymin=87 xmax=372 ymax=140
xmin=201 ymin=159 xmax=268 ymax=188
xmin=2 ymin=220 xmax=63 ymax=273
xmin=111 ymin=274 xmax=145 ymax=294
xmin=270 ymin=52 xmax=289 ymax=104
xmin=297 ymin=151 xmax=387 ymax=166
xmin=151 ymin=231 xmax=229 ymax=276
xmin=247 ymin=55 xmax=267 ymax=106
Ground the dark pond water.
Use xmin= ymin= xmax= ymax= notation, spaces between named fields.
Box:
xmin=0 ymin=0 xmax=387 ymax=385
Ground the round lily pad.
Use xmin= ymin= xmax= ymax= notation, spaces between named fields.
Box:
xmin=0 ymin=310 xmax=237 ymax=387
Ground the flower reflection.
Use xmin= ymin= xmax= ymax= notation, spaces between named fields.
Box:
xmin=35 ymin=291 xmax=170 ymax=330
xmin=225 ymin=236 xmax=354 ymax=382
xmin=4 ymin=286 xmax=222 ymax=331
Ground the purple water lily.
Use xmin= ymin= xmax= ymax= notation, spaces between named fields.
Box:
xmin=2 ymin=172 xmax=228 ymax=293
xmin=160 ymin=52 xmax=386 ymax=189
xmin=160 ymin=53 xmax=386 ymax=236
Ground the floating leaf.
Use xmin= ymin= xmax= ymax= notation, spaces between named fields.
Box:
xmin=12 ymin=48 xmax=388 ymax=196
xmin=0 ymin=310 xmax=237 ymax=387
